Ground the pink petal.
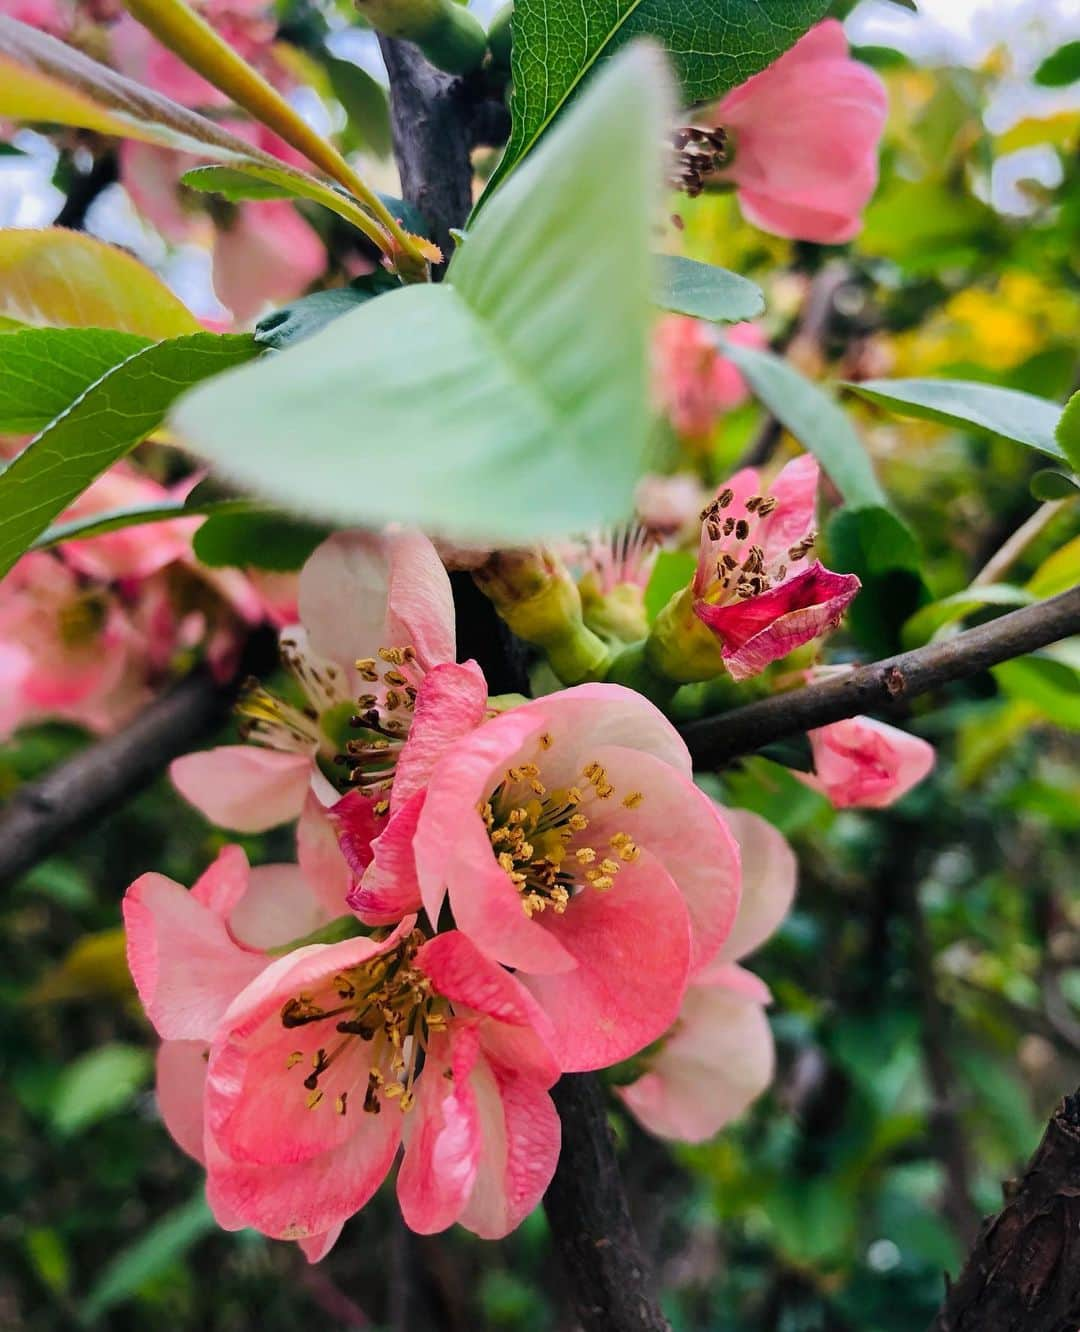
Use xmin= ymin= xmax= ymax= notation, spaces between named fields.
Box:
xmin=298 ymin=1226 xmax=343 ymax=1263
xmin=297 ymin=790 xmax=355 ymax=919
xmin=228 ymin=863 xmax=332 ymax=953
xmin=213 ymin=200 xmax=325 ymax=323
xmin=348 ymin=790 xmax=424 ymax=925
xmin=156 ymin=1040 xmax=208 ymax=1164
xmin=711 ymin=806 xmax=796 ymax=967
xmin=521 ymin=850 xmax=692 ymax=1072
xmin=616 ymin=983 xmax=775 ymax=1143
xmin=190 ymin=842 xmax=250 ymax=917
xmin=383 ymin=528 xmax=457 ymax=671
xmin=695 ymin=563 xmax=861 ymax=681
xmin=170 ymin=746 xmax=312 ymax=832
xmin=803 ymin=716 xmax=935 ymax=809
xmin=392 ymin=660 xmax=488 ymax=811
xmin=757 ymin=455 xmax=820 ymax=569
xmin=327 ymin=788 xmax=385 ymax=879
xmin=124 ymin=865 xmax=266 ymax=1042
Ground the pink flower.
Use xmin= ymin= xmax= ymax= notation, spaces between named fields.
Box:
xmin=653 ymin=317 xmax=766 ymax=439
xmin=408 ymin=684 xmax=742 ymax=1072
xmin=211 ymin=196 xmax=326 ymax=324
xmin=799 ymin=715 xmax=935 ymax=809
xmin=617 ymin=807 xmax=795 ymax=1142
xmin=713 ymin=20 xmax=887 ymax=244
xmin=692 ymin=455 xmax=860 ymax=681
xmin=634 ymin=472 xmax=707 ymax=541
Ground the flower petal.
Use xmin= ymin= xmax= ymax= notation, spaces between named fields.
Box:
xmin=297 ymin=790 xmax=355 ymax=919
xmin=228 ymin=863 xmax=332 ymax=953
xmin=392 ymin=660 xmax=488 ymax=812
xmin=170 ymin=747 xmax=311 ymax=832
xmin=348 ymin=790 xmax=424 ymax=926
xmin=711 ymin=806 xmax=796 ymax=967
xmin=156 ymin=1040 xmax=208 ymax=1164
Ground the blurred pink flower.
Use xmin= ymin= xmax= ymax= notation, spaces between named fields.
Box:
xmin=408 ymin=683 xmax=742 ymax=1072
xmin=635 ymin=472 xmax=707 ymax=541
xmin=60 ymin=463 xmax=195 ymax=583
xmin=714 ymin=20 xmax=887 ymax=244
xmin=653 ymin=316 xmax=766 ymax=439
xmin=693 ymin=455 xmax=860 ymax=681
xmin=799 ymin=715 xmax=935 ymax=808
xmin=617 ymin=807 xmax=795 ymax=1142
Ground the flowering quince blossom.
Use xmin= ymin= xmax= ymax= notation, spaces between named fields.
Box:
xmin=798 ymin=715 xmax=935 ymax=809
xmin=617 ymin=807 xmax=796 ymax=1142
xmin=397 ymin=683 xmax=742 ymax=1072
xmin=711 ymin=20 xmax=888 ymax=244
xmin=124 ymin=846 xmax=562 ymax=1249
xmin=653 ymin=316 xmax=766 ymax=440
xmin=692 ymin=454 xmax=861 ymax=681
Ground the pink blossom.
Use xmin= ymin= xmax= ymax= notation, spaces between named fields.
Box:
xmin=713 ymin=20 xmax=887 ymax=244
xmin=653 ymin=317 xmax=766 ymax=439
xmin=799 ymin=715 xmax=935 ymax=809
xmin=409 ymin=684 xmax=742 ymax=1072
xmin=212 ymin=197 xmax=326 ymax=323
xmin=634 ymin=472 xmax=707 ymax=541
xmin=59 ymin=463 xmax=195 ymax=582
xmin=692 ymin=455 xmax=860 ymax=681
xmin=617 ymin=807 xmax=795 ymax=1142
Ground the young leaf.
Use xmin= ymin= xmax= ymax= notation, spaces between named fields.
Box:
xmin=1034 ymin=40 xmax=1080 ymax=88
xmin=479 ymin=0 xmax=830 ymax=204
xmin=993 ymin=648 xmax=1080 ymax=730
xmin=900 ymin=584 xmax=1035 ymax=651
xmin=0 ymin=327 xmax=151 ymax=431
xmin=170 ymin=46 xmax=671 ymax=543
xmin=0 ymin=229 xmax=200 ymax=337
xmin=30 ymin=498 xmax=257 ymax=552
xmin=653 ymin=255 xmax=764 ymax=324
xmin=325 ymin=54 xmax=393 ymax=159
xmin=0 ymin=334 xmax=260 ymax=577
xmin=192 ymin=510 xmax=329 ymax=570
xmin=720 ymin=340 xmax=888 ymax=508
xmin=1030 ymin=469 xmax=1079 ymax=501
xmin=1028 ymin=535 xmax=1080 ymax=599
xmin=847 ymin=377 xmax=1066 ymax=462
xmin=1056 ymin=390 xmax=1080 ymax=471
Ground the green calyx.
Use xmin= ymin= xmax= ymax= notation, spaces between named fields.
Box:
xmin=644 ymin=586 xmax=726 ymax=684
xmin=354 ymin=0 xmax=487 ymax=74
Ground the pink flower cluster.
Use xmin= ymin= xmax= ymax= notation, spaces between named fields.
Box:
xmin=0 ymin=464 xmax=288 ymax=739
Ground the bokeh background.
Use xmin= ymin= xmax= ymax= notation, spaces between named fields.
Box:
xmin=2 ymin=0 xmax=1079 ymax=1327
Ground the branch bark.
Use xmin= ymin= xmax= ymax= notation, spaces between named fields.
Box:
xmin=679 ymin=584 xmax=1080 ymax=768
xmin=929 ymin=1088 xmax=1080 ymax=1331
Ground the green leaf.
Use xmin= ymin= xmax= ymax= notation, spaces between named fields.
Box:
xmin=1034 ymin=40 xmax=1080 ymax=88
xmin=81 ymin=1193 xmax=216 ymax=1324
xmin=1030 ymin=469 xmax=1079 ymax=501
xmin=254 ymin=274 xmax=399 ymax=351
xmin=0 ymin=333 xmax=260 ymax=577
xmin=993 ymin=645 xmax=1080 ymax=730
xmin=721 ymin=341 xmax=887 ymax=508
xmin=325 ymin=53 xmax=392 ymax=158
xmin=171 ymin=46 xmax=669 ymax=543
xmin=49 ymin=1043 xmax=152 ymax=1137
xmin=1028 ymin=535 xmax=1080 ymax=599
xmin=30 ymin=497 xmax=256 ymax=552
xmin=0 ymin=327 xmax=150 ymax=432
xmin=652 ymin=255 xmax=764 ymax=324
xmin=478 ymin=0 xmax=829 ymax=204
xmin=847 ymin=378 xmax=1065 ymax=462
xmin=826 ymin=505 xmax=927 ymax=656
xmin=193 ymin=510 xmax=329 ymax=570
xmin=900 ymin=584 xmax=1035 ymax=651
xmin=1056 ymin=390 xmax=1080 ymax=471
xmin=644 ymin=548 xmax=696 ymax=621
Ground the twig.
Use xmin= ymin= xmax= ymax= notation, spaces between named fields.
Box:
xmin=544 ymin=1076 xmax=671 ymax=1332
xmin=929 ymin=1088 xmax=1080 ymax=1331
xmin=679 ymin=585 xmax=1080 ymax=768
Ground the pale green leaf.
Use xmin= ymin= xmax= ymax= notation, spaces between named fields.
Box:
xmin=50 ymin=1043 xmax=152 ymax=1137
xmin=994 ymin=646 xmax=1080 ymax=730
xmin=0 ymin=327 xmax=150 ymax=432
xmin=721 ymin=340 xmax=887 ymax=508
xmin=848 ymin=377 xmax=1065 ymax=462
xmin=1028 ymin=535 xmax=1080 ymax=599
xmin=652 ymin=255 xmax=764 ymax=324
xmin=1056 ymin=390 xmax=1080 ymax=471
xmin=0 ymin=333 xmax=260 ymax=577
xmin=171 ymin=46 xmax=670 ymax=543
xmin=479 ymin=0 xmax=829 ymax=203
xmin=901 ymin=584 xmax=1035 ymax=651
xmin=326 ymin=54 xmax=392 ymax=158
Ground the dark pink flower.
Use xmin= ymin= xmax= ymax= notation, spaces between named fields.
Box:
xmin=799 ymin=715 xmax=935 ymax=808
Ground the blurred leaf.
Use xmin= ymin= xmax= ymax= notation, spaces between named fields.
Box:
xmin=993 ymin=646 xmax=1080 ymax=730
xmin=994 ymin=110 xmax=1080 ymax=153
xmin=848 ymin=378 xmax=1065 ymax=462
xmin=722 ymin=341 xmax=887 ymax=508
xmin=478 ymin=0 xmax=829 ymax=203
xmin=31 ymin=496 xmax=256 ymax=552
xmin=1034 ymin=40 xmax=1080 ymax=88
xmin=170 ymin=48 xmax=667 ymax=543
xmin=81 ymin=1193 xmax=216 ymax=1324
xmin=954 ymin=1047 xmax=1042 ymax=1161
xmin=253 ymin=272 xmax=399 ymax=351
xmin=325 ymin=54 xmax=392 ymax=158
xmin=25 ymin=1227 xmax=71 ymax=1296
xmin=644 ymin=548 xmax=696 ymax=620
xmin=721 ymin=756 xmax=830 ymax=835
xmin=193 ymin=510 xmax=329 ymax=570
xmin=765 ymin=1175 xmax=857 ymax=1268
xmin=0 ymin=228 xmax=200 ymax=337
xmin=901 ymin=584 xmax=1034 ymax=650
xmin=860 ymin=179 xmax=993 ymax=267
xmin=1030 ymin=469 xmax=1078 ymax=501
xmin=29 ymin=928 xmax=134 ymax=1005
xmin=50 ymin=1043 xmax=152 ymax=1138
xmin=1027 ymin=535 xmax=1080 ymax=599
xmin=826 ymin=505 xmax=927 ymax=656
xmin=652 ymin=256 xmax=764 ymax=323
xmin=1056 ymin=390 xmax=1080 ymax=471
xmin=0 ymin=333 xmax=259 ymax=577
xmin=0 ymin=327 xmax=150 ymax=432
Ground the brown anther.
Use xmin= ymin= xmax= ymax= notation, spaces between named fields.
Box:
xmin=717 ymin=487 xmax=735 ymax=509
xmin=539 ymin=732 xmax=553 ymax=750
xmin=335 ymin=1093 xmax=348 ymax=1116
xmin=735 ymin=519 xmax=751 ymax=541
xmin=306 ymin=1089 xmax=324 ymax=1110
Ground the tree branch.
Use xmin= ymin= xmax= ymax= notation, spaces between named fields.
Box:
xmin=929 ymin=1087 xmax=1080 ymax=1331
xmin=679 ymin=585 xmax=1080 ymax=768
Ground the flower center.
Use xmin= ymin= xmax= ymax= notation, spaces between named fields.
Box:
xmin=700 ymin=487 xmax=815 ymax=607
xmin=279 ymin=929 xmax=445 ymax=1117
xmin=479 ymin=737 xmax=643 ymax=919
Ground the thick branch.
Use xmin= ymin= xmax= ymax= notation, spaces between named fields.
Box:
xmin=680 ymin=585 xmax=1080 ymax=768
xmin=544 ymin=1075 xmax=671 ymax=1332
xmin=930 ymin=1088 xmax=1080 ymax=1331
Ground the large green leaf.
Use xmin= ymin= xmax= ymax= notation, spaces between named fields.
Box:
xmin=652 ymin=255 xmax=764 ymax=324
xmin=478 ymin=0 xmax=829 ymax=203
xmin=0 ymin=327 xmax=150 ymax=432
xmin=847 ymin=378 xmax=1065 ymax=462
xmin=0 ymin=334 xmax=259 ymax=577
xmin=171 ymin=46 xmax=669 ymax=543
xmin=721 ymin=340 xmax=887 ymax=508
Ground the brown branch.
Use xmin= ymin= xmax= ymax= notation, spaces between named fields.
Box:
xmin=929 ymin=1088 xmax=1080 ymax=1331
xmin=679 ymin=585 xmax=1080 ymax=768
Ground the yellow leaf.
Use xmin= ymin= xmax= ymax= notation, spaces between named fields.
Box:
xmin=1028 ymin=534 xmax=1080 ymax=599
xmin=28 ymin=928 xmax=135 ymax=1005
xmin=0 ymin=229 xmax=201 ymax=338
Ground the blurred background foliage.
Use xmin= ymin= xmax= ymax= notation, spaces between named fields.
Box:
xmin=2 ymin=0 xmax=1079 ymax=1328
